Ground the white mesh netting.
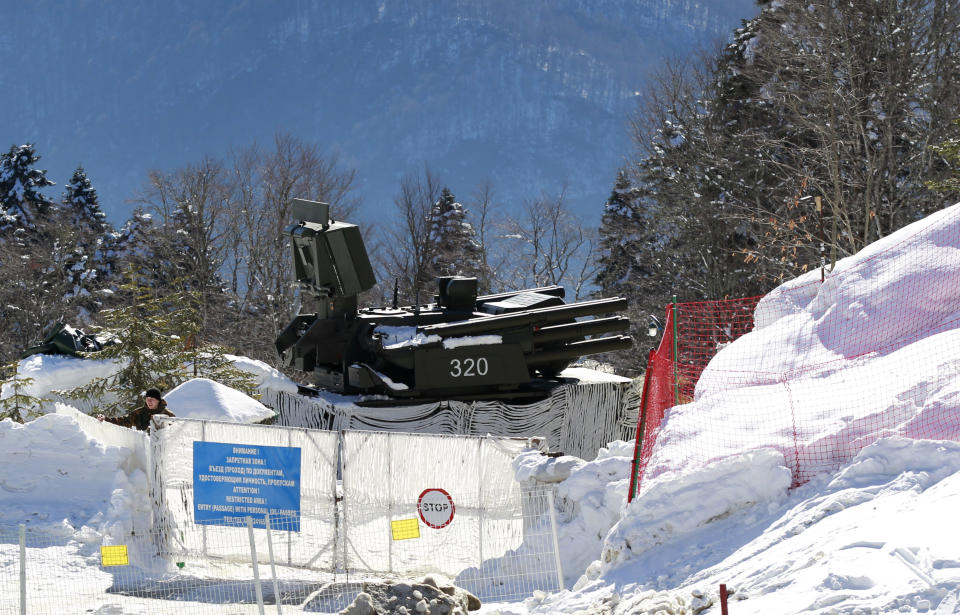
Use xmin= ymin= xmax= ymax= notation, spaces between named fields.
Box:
xmin=261 ymin=375 xmax=639 ymax=461
xmin=339 ymin=431 xmax=542 ymax=579
xmin=150 ymin=418 xmax=339 ymax=569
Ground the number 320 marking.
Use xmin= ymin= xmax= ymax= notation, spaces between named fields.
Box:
xmin=449 ymin=357 xmax=489 ymax=377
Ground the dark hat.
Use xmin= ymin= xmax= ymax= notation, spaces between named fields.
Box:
xmin=145 ymin=388 xmax=163 ymax=400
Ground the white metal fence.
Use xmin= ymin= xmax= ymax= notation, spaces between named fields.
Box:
xmin=1 ymin=489 xmax=561 ymax=614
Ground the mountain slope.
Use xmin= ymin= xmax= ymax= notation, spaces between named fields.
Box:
xmin=1 ymin=0 xmax=758 ymax=223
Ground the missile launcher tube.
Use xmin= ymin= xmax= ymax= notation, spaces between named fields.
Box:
xmin=420 ymin=297 xmax=629 ymax=338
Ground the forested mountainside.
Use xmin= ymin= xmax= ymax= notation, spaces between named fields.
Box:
xmin=1 ymin=0 xmax=758 ymax=222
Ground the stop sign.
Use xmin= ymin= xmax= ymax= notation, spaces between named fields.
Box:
xmin=417 ymin=488 xmax=455 ymax=529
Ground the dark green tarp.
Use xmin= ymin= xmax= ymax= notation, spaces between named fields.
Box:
xmin=20 ymin=322 xmax=109 ymax=359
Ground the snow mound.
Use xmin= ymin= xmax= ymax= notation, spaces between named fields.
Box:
xmin=699 ymin=201 xmax=960 ymax=396
xmin=1 ymin=353 xmax=118 ymax=400
xmin=164 ymin=378 xmax=275 ymax=423
xmin=225 ymin=354 xmax=299 ymax=393
xmin=0 ymin=412 xmax=149 ymax=532
xmin=513 ymin=441 xmax=636 ymax=586
xmin=600 ymin=449 xmax=791 ymax=572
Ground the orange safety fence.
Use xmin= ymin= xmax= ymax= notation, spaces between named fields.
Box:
xmin=628 ymin=296 xmax=760 ymax=500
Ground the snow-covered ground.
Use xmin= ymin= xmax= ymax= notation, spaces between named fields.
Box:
xmin=3 ymin=203 xmax=960 ymax=614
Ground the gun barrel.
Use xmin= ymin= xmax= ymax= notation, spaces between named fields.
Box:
xmin=525 ymin=335 xmax=633 ymax=366
xmin=421 ymin=297 xmax=628 ymax=337
xmin=532 ymin=316 xmax=629 ymax=344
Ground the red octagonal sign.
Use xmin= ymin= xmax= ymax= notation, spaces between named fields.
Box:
xmin=417 ymin=488 xmax=455 ymax=529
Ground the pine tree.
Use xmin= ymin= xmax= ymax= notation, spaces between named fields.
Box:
xmin=595 ymin=171 xmax=648 ymax=296
xmin=714 ymin=0 xmax=960 ymax=279
xmin=112 ymin=208 xmax=166 ymax=290
xmin=0 ymin=146 xmax=68 ymax=362
xmin=0 ymin=144 xmax=55 ymax=238
xmin=57 ymin=271 xmax=258 ymax=416
xmin=58 ymin=166 xmax=115 ymax=305
xmin=63 ymin=166 xmax=108 ymax=236
xmin=927 ymin=119 xmax=960 ymax=196
xmin=426 ymin=187 xmax=487 ymax=284
xmin=0 ymin=361 xmax=49 ymax=423
xmin=593 ymin=170 xmax=671 ymax=375
xmin=626 ymin=0 xmax=960 ymax=297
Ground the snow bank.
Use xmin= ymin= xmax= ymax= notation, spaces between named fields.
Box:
xmin=1 ymin=353 xmax=118 ymax=400
xmin=514 ymin=441 xmax=635 ymax=586
xmin=699 ymin=201 xmax=960 ymax=395
xmin=0 ymin=411 xmax=150 ymax=534
xmin=225 ymin=354 xmax=299 ymax=394
xmin=599 ymin=449 xmax=791 ymax=573
xmin=517 ymin=436 xmax=960 ymax=615
xmin=164 ymin=377 xmax=275 ymax=423
xmin=634 ymin=203 xmax=960 ymax=487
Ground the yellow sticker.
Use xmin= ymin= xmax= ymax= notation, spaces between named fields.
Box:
xmin=391 ymin=518 xmax=420 ymax=541
xmin=100 ymin=545 xmax=129 ymax=567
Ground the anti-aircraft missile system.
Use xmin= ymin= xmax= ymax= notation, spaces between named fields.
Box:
xmin=275 ymin=198 xmax=632 ymax=400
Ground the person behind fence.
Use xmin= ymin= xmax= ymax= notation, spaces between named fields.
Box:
xmin=97 ymin=388 xmax=174 ymax=430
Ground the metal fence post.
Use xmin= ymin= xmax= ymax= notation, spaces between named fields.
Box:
xmin=265 ymin=513 xmax=283 ymax=615
xmin=546 ymin=491 xmax=564 ymax=591
xmin=19 ymin=523 xmax=26 ymax=615
xmin=477 ymin=437 xmax=485 ymax=566
xmin=247 ymin=516 xmax=266 ymax=615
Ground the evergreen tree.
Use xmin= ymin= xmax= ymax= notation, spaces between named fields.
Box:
xmin=111 ymin=208 xmax=167 ymax=290
xmin=167 ymin=184 xmax=229 ymax=313
xmin=63 ymin=166 xmax=108 ymax=236
xmin=712 ymin=0 xmax=960 ymax=279
xmin=58 ymin=166 xmax=115 ymax=306
xmin=0 ymin=361 xmax=49 ymax=423
xmin=593 ymin=170 xmax=672 ymax=375
xmin=0 ymin=144 xmax=55 ymax=238
xmin=927 ymin=119 xmax=960 ymax=196
xmin=627 ymin=0 xmax=960 ymax=297
xmin=57 ymin=271 xmax=258 ymax=416
xmin=426 ymin=187 xmax=487 ymax=284
xmin=133 ymin=160 xmax=231 ymax=332
xmin=0 ymin=146 xmax=67 ymax=362
xmin=595 ymin=171 xmax=649 ymax=296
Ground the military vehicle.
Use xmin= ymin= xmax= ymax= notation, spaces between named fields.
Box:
xmin=275 ymin=198 xmax=632 ymax=400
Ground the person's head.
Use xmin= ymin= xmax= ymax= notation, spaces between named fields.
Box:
xmin=145 ymin=388 xmax=163 ymax=410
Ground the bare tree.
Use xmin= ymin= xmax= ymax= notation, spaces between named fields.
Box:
xmin=466 ymin=180 xmax=505 ymax=293
xmin=498 ymin=190 xmax=599 ymax=299
xmin=373 ymin=167 xmax=444 ymax=305
xmin=726 ymin=0 xmax=960 ymax=277
xmin=120 ymin=133 xmax=360 ymax=365
xmin=222 ymin=133 xmax=361 ymax=361
xmin=133 ymin=156 xmax=232 ymax=329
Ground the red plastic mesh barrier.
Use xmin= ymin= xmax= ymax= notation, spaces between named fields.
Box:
xmin=628 ymin=297 xmax=760 ymax=500
xmin=628 ymin=205 xmax=960 ymax=500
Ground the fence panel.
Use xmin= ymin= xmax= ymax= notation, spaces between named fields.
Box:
xmin=340 ymin=432 xmax=531 ymax=575
xmin=1 ymin=489 xmax=561 ymax=613
xmin=0 ymin=520 xmax=357 ymax=615
xmin=151 ymin=418 xmax=340 ymax=570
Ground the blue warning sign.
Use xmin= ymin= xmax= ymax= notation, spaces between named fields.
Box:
xmin=193 ymin=441 xmax=301 ymax=531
